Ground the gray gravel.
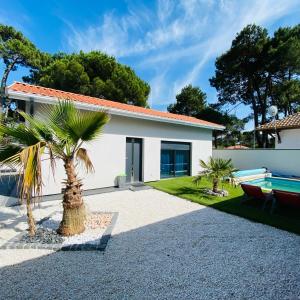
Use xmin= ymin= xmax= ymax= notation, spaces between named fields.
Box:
xmin=41 ymin=212 xmax=109 ymax=246
xmin=19 ymin=227 xmax=63 ymax=244
xmin=0 ymin=189 xmax=299 ymax=299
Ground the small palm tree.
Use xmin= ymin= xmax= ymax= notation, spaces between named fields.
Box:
xmin=0 ymin=100 xmax=109 ymax=236
xmin=193 ymin=157 xmax=235 ymax=193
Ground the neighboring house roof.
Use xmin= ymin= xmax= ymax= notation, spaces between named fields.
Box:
xmin=7 ymin=82 xmax=224 ymax=130
xmin=225 ymin=145 xmax=249 ymax=149
xmin=258 ymin=112 xmax=300 ymax=131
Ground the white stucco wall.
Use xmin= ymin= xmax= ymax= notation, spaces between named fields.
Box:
xmin=275 ymin=128 xmax=300 ymax=149
xmin=213 ymin=149 xmax=300 ymax=176
xmin=35 ymin=104 xmax=213 ymax=195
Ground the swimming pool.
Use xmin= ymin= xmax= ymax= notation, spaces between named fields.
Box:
xmin=245 ymin=177 xmax=300 ymax=193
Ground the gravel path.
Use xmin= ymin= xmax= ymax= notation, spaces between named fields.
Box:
xmin=0 ymin=189 xmax=299 ymax=299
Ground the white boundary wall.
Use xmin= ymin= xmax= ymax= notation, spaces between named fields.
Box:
xmin=213 ymin=149 xmax=300 ymax=177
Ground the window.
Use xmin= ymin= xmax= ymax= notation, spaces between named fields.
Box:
xmin=161 ymin=141 xmax=191 ymax=178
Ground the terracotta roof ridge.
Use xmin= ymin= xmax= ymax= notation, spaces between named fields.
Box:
xmin=12 ymin=81 xmax=105 ymax=99
xmin=258 ymin=111 xmax=300 ymax=130
xmin=8 ymin=82 xmax=224 ymax=129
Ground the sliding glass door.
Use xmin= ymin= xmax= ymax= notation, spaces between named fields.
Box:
xmin=161 ymin=142 xmax=191 ymax=178
xmin=161 ymin=149 xmax=175 ymax=177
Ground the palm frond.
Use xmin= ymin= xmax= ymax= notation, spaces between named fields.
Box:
xmin=0 ymin=123 xmax=40 ymax=146
xmin=19 ymin=110 xmax=65 ymax=161
xmin=18 ymin=110 xmax=54 ymax=143
xmin=1 ymin=100 xmax=109 ymax=207
xmin=193 ymin=169 xmax=211 ymax=185
xmin=70 ymin=110 xmax=110 ymax=142
xmin=2 ymin=142 xmax=45 ymax=201
xmin=192 ymin=175 xmax=202 ymax=186
xmin=0 ymin=144 xmax=22 ymax=164
xmin=194 ymin=157 xmax=235 ymax=189
xmin=45 ymin=100 xmax=109 ymax=147
xmin=199 ymin=159 xmax=209 ymax=170
xmin=47 ymin=144 xmax=57 ymax=178
xmin=45 ymin=101 xmax=76 ymax=144
xmin=20 ymin=142 xmax=45 ymax=200
xmin=75 ymin=148 xmax=94 ymax=173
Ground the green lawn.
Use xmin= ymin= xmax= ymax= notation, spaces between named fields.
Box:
xmin=147 ymin=176 xmax=300 ymax=235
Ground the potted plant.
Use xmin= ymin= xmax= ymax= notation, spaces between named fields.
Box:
xmin=117 ymin=173 xmax=127 ymax=188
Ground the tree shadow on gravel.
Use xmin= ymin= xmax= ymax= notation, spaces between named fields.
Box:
xmin=0 ymin=206 xmax=299 ymax=300
xmin=0 ymin=210 xmax=28 ymax=233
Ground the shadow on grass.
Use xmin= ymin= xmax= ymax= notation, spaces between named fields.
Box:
xmin=148 ymin=178 xmax=300 ymax=235
xmin=171 ymin=186 xmax=213 ymax=200
xmin=210 ymin=196 xmax=300 ymax=235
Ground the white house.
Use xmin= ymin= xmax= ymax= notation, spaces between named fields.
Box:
xmin=258 ymin=112 xmax=300 ymax=149
xmin=6 ymin=82 xmax=224 ymax=195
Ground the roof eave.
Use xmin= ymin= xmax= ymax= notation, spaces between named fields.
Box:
xmin=258 ymin=126 xmax=300 ymax=131
xmin=7 ymin=90 xmax=225 ymax=131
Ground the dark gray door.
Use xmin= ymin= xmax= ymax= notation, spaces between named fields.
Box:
xmin=126 ymin=138 xmax=142 ymax=183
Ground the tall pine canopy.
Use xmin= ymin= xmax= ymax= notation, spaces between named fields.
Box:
xmin=210 ymin=24 xmax=300 ymax=147
xmin=24 ymin=51 xmax=150 ymax=107
xmin=0 ymin=24 xmax=43 ymax=107
xmin=167 ymin=84 xmax=248 ymax=148
xmin=167 ymin=84 xmax=206 ymax=116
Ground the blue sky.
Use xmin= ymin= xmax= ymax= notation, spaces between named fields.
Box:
xmin=1 ymin=0 xmax=300 ymax=129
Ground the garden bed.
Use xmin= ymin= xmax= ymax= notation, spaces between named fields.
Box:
xmin=0 ymin=211 xmax=118 ymax=251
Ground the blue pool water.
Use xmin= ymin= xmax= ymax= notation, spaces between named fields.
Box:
xmin=246 ymin=177 xmax=300 ymax=193
xmin=233 ymin=168 xmax=266 ymax=178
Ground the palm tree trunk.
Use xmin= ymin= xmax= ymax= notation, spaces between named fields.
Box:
xmin=57 ymin=158 xmax=86 ymax=236
xmin=26 ymin=194 xmax=36 ymax=236
xmin=212 ymin=178 xmax=219 ymax=193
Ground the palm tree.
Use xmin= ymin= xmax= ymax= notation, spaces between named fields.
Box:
xmin=193 ymin=157 xmax=235 ymax=193
xmin=0 ymin=100 xmax=109 ymax=236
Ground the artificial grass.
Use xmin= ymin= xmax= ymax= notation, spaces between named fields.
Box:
xmin=147 ymin=176 xmax=300 ymax=235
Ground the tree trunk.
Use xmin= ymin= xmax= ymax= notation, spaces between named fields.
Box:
xmin=251 ymin=98 xmax=262 ymax=148
xmin=213 ymin=131 xmax=218 ymax=148
xmin=286 ymin=69 xmax=292 ymax=115
xmin=57 ymin=158 xmax=86 ymax=236
xmin=261 ymin=100 xmax=268 ymax=148
xmin=261 ymin=105 xmax=267 ymax=148
xmin=1 ymin=59 xmax=17 ymax=112
xmin=26 ymin=194 xmax=36 ymax=236
xmin=255 ymin=84 xmax=267 ymax=148
xmin=212 ymin=178 xmax=219 ymax=193
xmin=247 ymin=80 xmax=261 ymax=148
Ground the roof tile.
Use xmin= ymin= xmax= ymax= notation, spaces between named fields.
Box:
xmin=258 ymin=112 xmax=300 ymax=130
xmin=8 ymin=82 xmax=223 ymax=129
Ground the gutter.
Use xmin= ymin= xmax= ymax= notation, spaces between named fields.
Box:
xmin=7 ymin=90 xmax=225 ymax=131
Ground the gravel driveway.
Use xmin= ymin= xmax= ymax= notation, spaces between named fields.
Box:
xmin=0 ymin=189 xmax=299 ymax=299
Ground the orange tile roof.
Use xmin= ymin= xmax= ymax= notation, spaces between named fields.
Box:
xmin=225 ymin=145 xmax=249 ymax=149
xmin=258 ymin=112 xmax=300 ymax=131
xmin=8 ymin=82 xmax=224 ymax=129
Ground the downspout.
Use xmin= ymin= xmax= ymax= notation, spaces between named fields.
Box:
xmin=276 ymin=131 xmax=281 ymax=144
xmin=29 ymin=97 xmax=35 ymax=116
